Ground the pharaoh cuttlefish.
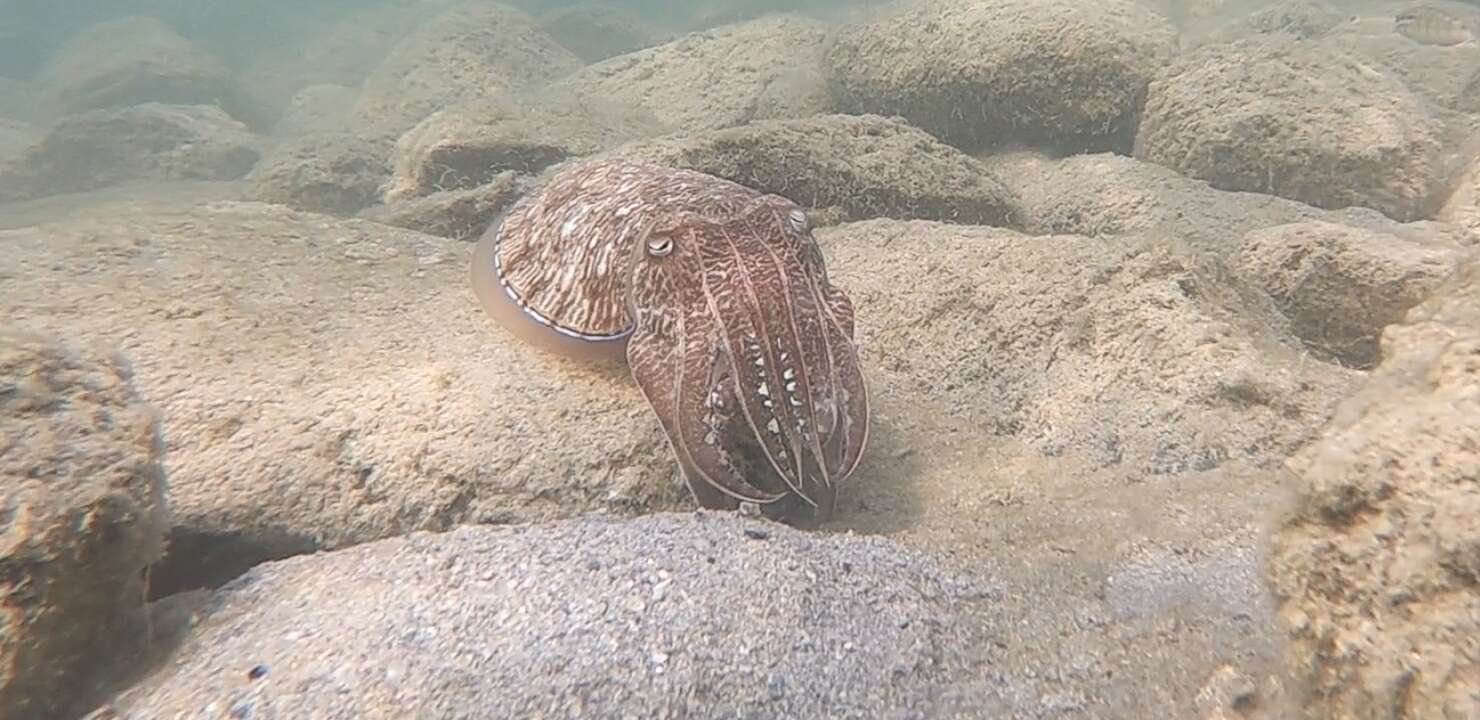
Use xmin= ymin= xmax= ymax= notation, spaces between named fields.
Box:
xmin=470 ymin=158 xmax=870 ymax=522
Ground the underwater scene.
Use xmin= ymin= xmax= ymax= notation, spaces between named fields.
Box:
xmin=1 ymin=0 xmax=1478 ymax=717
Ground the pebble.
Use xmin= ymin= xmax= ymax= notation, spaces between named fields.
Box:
xmin=744 ymin=527 xmax=770 ymax=540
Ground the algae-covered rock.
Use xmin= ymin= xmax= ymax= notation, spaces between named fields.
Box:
xmin=825 ymin=0 xmax=1177 ymax=153
xmin=1135 ymin=37 xmax=1448 ymax=222
xmin=1268 ymin=258 xmax=1480 ymax=719
xmin=0 ymin=330 xmax=169 ymax=720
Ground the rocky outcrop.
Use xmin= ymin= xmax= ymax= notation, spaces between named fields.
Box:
xmin=549 ymin=14 xmax=832 ymax=134
xmin=825 ymin=0 xmax=1178 ymax=154
xmin=979 ymin=150 xmax=1442 ymax=250
xmin=817 ymin=219 xmax=1358 ymax=475
xmin=32 ymin=16 xmax=240 ymax=121
xmin=104 ymin=513 xmax=989 ymax=718
xmin=1135 ymin=38 xmax=1449 ymax=222
xmin=605 ymin=114 xmax=1018 ymax=226
xmin=246 ymin=133 xmax=394 ymax=216
xmin=0 ymin=330 xmax=169 ymax=720
xmin=1232 ymin=221 xmax=1467 ymax=368
xmin=361 ymin=174 xmax=522 ymax=242
xmin=0 ymin=103 xmax=261 ymax=203
xmin=536 ymin=4 xmax=661 ymax=63
xmin=270 ymin=84 xmax=358 ymax=139
xmin=239 ymin=2 xmax=446 ymax=126
xmin=1316 ymin=6 xmax=1480 ymax=113
xmin=1268 ymin=258 xmax=1480 ymax=719
xmin=1438 ymin=146 xmax=1480 ymax=241
xmin=0 ymin=201 xmax=689 ymax=597
xmin=351 ymin=2 xmax=581 ymax=138
xmin=383 ymin=90 xmax=667 ymax=203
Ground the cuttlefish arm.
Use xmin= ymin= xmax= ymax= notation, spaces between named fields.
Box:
xmin=792 ymin=234 xmax=869 ymax=487
xmin=702 ymin=198 xmax=871 ymax=513
xmin=623 ymin=201 xmax=870 ymax=514
xmin=625 ymin=220 xmax=786 ymax=506
xmin=812 ymin=280 xmax=870 ymax=489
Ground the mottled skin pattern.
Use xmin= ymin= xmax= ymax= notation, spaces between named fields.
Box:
xmin=471 ymin=158 xmax=870 ymax=521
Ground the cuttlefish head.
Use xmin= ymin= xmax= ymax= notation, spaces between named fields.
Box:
xmin=622 ymin=194 xmax=870 ymax=523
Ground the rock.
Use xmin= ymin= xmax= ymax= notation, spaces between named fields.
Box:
xmin=0 ymin=103 xmax=262 ymax=203
xmin=383 ymin=89 xmax=667 ymax=203
xmin=270 ymin=84 xmax=358 ymax=138
xmin=818 ymin=219 xmax=1358 ymax=474
xmin=360 ymin=174 xmax=522 ymax=241
xmin=1317 ymin=6 xmax=1480 ymax=113
xmin=1134 ymin=37 xmax=1449 ymax=222
xmin=549 ymin=14 xmax=832 ymax=134
xmin=0 ymin=330 xmax=169 ymax=720
xmin=1267 ymin=257 xmax=1480 ymax=720
xmin=981 ymin=151 xmax=1436 ymax=251
xmin=33 ymin=16 xmax=239 ymax=121
xmin=1143 ymin=0 xmax=1244 ymax=30
xmin=1233 ymin=221 xmax=1466 ymax=368
xmin=126 ymin=0 xmax=310 ymax=70
xmin=351 ymin=2 xmax=582 ymax=137
xmin=109 ymin=514 xmax=986 ymax=718
xmin=679 ymin=0 xmax=888 ymax=32
xmin=537 ymin=4 xmax=661 ymax=63
xmin=1465 ymin=66 xmax=1480 ymax=115
xmin=1184 ymin=0 xmax=1349 ymax=46
xmin=239 ymin=2 xmax=440 ymax=125
xmin=605 ymin=114 xmax=1018 ymax=225
xmin=824 ymin=0 xmax=1178 ymax=154
xmin=245 ymin=132 xmax=393 ymax=216
xmin=1439 ymin=148 xmax=1480 ymax=239
xmin=0 ymin=201 xmax=688 ymax=597
xmin=1238 ymin=0 xmax=1348 ymax=38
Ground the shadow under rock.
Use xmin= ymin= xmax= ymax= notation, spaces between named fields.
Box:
xmin=146 ymin=526 xmax=320 ymax=601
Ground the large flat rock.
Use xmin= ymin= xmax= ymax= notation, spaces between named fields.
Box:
xmin=0 ymin=200 xmax=686 ymax=596
xmin=825 ymin=0 xmax=1177 ymax=153
xmin=107 ymin=513 xmax=994 ymax=719
xmin=818 ymin=219 xmax=1359 ymax=476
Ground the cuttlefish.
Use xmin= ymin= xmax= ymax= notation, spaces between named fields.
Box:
xmin=470 ymin=158 xmax=869 ymax=522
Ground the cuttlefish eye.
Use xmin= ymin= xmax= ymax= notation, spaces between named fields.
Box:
xmin=646 ymin=234 xmax=674 ymax=257
xmin=787 ymin=208 xmax=809 ymax=233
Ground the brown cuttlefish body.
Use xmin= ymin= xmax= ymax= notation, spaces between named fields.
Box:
xmin=470 ymin=158 xmax=870 ymax=523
